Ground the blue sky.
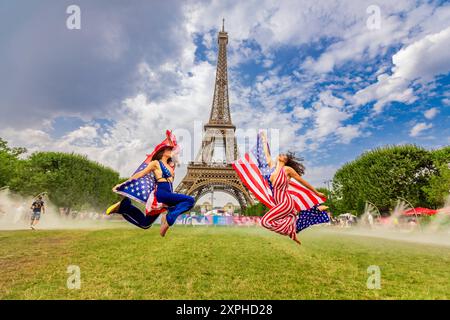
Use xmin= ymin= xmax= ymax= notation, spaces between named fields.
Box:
xmin=0 ymin=0 xmax=449 ymax=204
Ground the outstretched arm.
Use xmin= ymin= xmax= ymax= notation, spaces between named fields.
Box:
xmin=285 ymin=166 xmax=325 ymax=197
xmin=129 ymin=160 xmax=158 ymax=180
xmin=261 ymin=132 xmax=274 ymax=168
xmin=113 ymin=160 xmax=158 ymax=191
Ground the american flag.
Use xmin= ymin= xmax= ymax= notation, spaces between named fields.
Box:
xmin=114 ymin=156 xmax=167 ymax=216
xmin=232 ymin=132 xmax=326 ymax=212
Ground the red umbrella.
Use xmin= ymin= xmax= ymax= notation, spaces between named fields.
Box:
xmin=403 ymin=207 xmax=438 ymax=216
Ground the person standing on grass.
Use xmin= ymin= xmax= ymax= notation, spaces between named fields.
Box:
xmin=30 ymin=195 xmax=45 ymax=230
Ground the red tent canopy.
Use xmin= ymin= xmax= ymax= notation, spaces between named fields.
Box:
xmin=403 ymin=207 xmax=438 ymax=216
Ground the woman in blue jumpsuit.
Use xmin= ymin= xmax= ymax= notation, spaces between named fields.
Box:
xmin=108 ymin=146 xmax=194 ymax=236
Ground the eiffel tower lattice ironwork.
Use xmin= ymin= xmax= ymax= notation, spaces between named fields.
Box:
xmin=175 ymin=21 xmax=254 ymax=211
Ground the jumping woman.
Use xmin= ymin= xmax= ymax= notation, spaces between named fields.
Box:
xmin=106 ymin=130 xmax=195 ymax=237
xmin=233 ymin=131 xmax=328 ymax=245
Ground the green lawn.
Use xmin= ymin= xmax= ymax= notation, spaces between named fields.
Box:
xmin=1 ymin=225 xmax=449 ymax=299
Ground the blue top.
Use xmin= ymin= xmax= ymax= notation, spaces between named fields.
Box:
xmin=158 ymin=160 xmax=173 ymax=180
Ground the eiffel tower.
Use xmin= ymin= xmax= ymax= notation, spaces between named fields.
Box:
xmin=176 ymin=20 xmax=254 ymax=211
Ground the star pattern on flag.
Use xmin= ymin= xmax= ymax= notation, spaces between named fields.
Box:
xmin=252 ymin=138 xmax=271 ymax=176
xmin=251 ymin=134 xmax=275 ymax=189
xmin=296 ymin=205 xmax=330 ymax=233
xmin=117 ymin=161 xmax=156 ymax=203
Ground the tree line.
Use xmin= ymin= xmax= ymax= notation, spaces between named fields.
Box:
xmin=0 ymin=137 xmax=122 ymax=213
xmin=328 ymin=144 xmax=450 ymax=215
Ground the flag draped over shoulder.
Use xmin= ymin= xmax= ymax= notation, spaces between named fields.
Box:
xmin=232 ymin=132 xmax=326 ymax=212
xmin=114 ymin=158 xmax=167 ymax=216
xmin=114 ymin=130 xmax=178 ymax=216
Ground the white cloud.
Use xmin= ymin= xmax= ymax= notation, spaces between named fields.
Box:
xmin=424 ymin=107 xmax=439 ymax=120
xmin=353 ymin=74 xmax=417 ymax=113
xmin=60 ymin=126 xmax=99 ymax=147
xmin=187 ymin=0 xmax=432 ymax=70
xmin=353 ymin=25 xmax=450 ymax=112
xmin=302 ymin=164 xmax=339 ymax=188
xmin=91 ymin=60 xmax=215 ymax=175
xmin=315 ymin=91 xmax=345 ymax=109
xmin=391 ymin=26 xmax=450 ymax=81
xmin=0 ymin=1 xmax=195 ymax=128
xmin=293 ymin=106 xmax=313 ymax=120
xmin=409 ymin=122 xmax=433 ymax=137
xmin=303 ymin=13 xmax=409 ymax=74
xmin=2 ymin=58 xmax=216 ymax=178
xmin=300 ymin=91 xmax=362 ymax=146
xmin=184 ymin=2 xmax=450 ymax=150
xmin=335 ymin=125 xmax=362 ymax=144
xmin=301 ymin=2 xmax=450 ymax=76
xmin=312 ymin=106 xmax=350 ymax=139
xmin=0 ymin=128 xmax=52 ymax=152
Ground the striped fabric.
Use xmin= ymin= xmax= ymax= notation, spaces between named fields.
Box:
xmin=260 ymin=167 xmax=297 ymax=239
xmin=232 ymin=132 xmax=326 ymax=213
xmin=288 ymin=179 xmax=325 ymax=212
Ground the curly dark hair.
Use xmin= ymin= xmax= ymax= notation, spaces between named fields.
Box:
xmin=151 ymin=146 xmax=173 ymax=163
xmin=283 ymin=151 xmax=305 ymax=176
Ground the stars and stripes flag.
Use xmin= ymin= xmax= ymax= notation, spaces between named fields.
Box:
xmin=114 ymin=156 xmax=167 ymax=216
xmin=113 ymin=130 xmax=179 ymax=216
xmin=232 ymin=132 xmax=326 ymax=212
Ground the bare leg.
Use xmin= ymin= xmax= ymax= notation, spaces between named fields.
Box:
xmin=31 ymin=217 xmax=39 ymax=229
xmin=292 ymin=233 xmax=301 ymax=245
xmin=160 ymin=214 xmax=170 ymax=237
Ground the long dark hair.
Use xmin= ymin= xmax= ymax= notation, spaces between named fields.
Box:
xmin=151 ymin=146 xmax=173 ymax=163
xmin=284 ymin=151 xmax=305 ymax=176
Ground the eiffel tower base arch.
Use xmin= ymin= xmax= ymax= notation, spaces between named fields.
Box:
xmin=175 ymin=164 xmax=254 ymax=211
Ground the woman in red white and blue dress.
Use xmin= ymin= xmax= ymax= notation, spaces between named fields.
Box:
xmin=233 ymin=131 xmax=330 ymax=244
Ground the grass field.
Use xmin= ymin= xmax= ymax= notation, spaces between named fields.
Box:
xmin=1 ymin=225 xmax=449 ymax=299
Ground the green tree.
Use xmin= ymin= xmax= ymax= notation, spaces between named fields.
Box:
xmin=422 ymin=146 xmax=450 ymax=207
xmin=11 ymin=151 xmax=121 ymax=213
xmin=332 ymin=145 xmax=435 ymax=215
xmin=242 ymin=202 xmax=268 ymax=216
xmin=430 ymin=146 xmax=450 ymax=165
xmin=422 ymin=163 xmax=450 ymax=207
xmin=315 ymin=187 xmax=339 ymax=216
xmin=0 ymin=137 xmax=26 ymax=188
